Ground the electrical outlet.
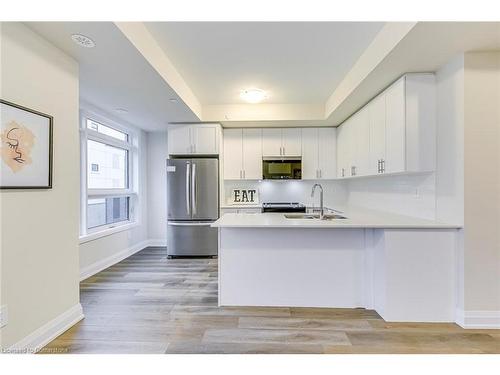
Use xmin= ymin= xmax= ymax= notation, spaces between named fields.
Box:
xmin=0 ymin=305 xmax=7 ymax=328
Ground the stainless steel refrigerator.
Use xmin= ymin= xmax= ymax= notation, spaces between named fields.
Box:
xmin=167 ymin=158 xmax=219 ymax=257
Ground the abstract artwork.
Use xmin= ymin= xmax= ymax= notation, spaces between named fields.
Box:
xmin=0 ymin=99 xmax=53 ymax=189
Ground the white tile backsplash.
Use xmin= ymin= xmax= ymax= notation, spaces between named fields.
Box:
xmin=223 ymin=180 xmax=348 ymax=208
xmin=346 ymin=173 xmax=437 ymax=220
xmin=223 ymin=173 xmax=437 ymax=220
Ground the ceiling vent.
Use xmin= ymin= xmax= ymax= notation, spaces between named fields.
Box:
xmin=71 ymin=34 xmax=96 ymax=48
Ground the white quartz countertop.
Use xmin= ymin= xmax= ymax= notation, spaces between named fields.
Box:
xmin=212 ymin=207 xmax=462 ymax=229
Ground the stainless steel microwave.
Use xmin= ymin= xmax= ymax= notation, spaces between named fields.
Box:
xmin=262 ymin=158 xmax=302 ymax=180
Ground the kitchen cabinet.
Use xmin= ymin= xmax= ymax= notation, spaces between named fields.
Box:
xmin=302 ymin=128 xmax=336 ymax=179
xmin=168 ymin=124 xmax=221 ymax=155
xmin=337 ymin=73 xmax=436 ymax=179
xmin=168 ymin=125 xmax=191 ymax=155
xmin=336 ymin=125 xmax=348 ymax=178
xmin=223 ymin=128 xmax=262 ymax=180
xmin=262 ymin=128 xmax=301 ymax=157
xmin=349 ymin=107 xmax=370 ymax=177
xmin=368 ymin=93 xmax=386 ymax=175
xmin=384 ymin=77 xmax=406 ymax=174
xmin=282 ymin=128 xmax=302 ymax=156
xmin=223 ymin=129 xmax=243 ymax=179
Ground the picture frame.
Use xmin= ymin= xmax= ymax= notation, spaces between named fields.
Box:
xmin=0 ymin=99 xmax=53 ymax=189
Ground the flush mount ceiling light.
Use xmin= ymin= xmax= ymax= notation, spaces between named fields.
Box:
xmin=240 ymin=88 xmax=268 ymax=104
xmin=71 ymin=34 xmax=95 ymax=48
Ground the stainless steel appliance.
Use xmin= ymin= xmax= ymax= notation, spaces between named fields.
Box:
xmin=262 ymin=202 xmax=306 ymax=213
xmin=167 ymin=158 xmax=219 ymax=257
xmin=262 ymin=157 xmax=302 ymax=180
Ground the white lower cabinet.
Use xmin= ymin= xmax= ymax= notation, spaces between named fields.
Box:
xmin=337 ymin=73 xmax=436 ymax=179
xmin=223 ymin=128 xmax=262 ymax=180
xmin=302 ymin=128 xmax=336 ymax=179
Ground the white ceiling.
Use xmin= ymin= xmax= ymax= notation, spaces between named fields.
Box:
xmin=144 ymin=22 xmax=384 ymax=105
xmin=25 ymin=22 xmax=500 ymax=130
xmin=26 ymin=22 xmax=199 ymax=131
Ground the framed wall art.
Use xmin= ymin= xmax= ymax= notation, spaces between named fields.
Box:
xmin=0 ymin=99 xmax=53 ymax=189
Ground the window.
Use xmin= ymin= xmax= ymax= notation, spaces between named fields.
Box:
xmin=87 ymin=119 xmax=128 ymax=141
xmin=81 ymin=116 xmax=138 ymax=237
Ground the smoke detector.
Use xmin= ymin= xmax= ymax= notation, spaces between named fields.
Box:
xmin=71 ymin=34 xmax=96 ymax=48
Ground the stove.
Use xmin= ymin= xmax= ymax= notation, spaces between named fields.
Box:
xmin=262 ymin=202 xmax=306 ymax=213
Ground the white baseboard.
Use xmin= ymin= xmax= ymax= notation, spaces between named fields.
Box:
xmin=147 ymin=238 xmax=167 ymax=247
xmin=80 ymin=239 xmax=153 ymax=281
xmin=7 ymin=303 xmax=84 ymax=354
xmin=456 ymin=309 xmax=500 ymax=329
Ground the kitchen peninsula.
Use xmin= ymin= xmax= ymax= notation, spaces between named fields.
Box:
xmin=212 ymin=207 xmax=461 ymax=323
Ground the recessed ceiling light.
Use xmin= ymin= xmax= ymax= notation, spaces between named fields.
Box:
xmin=169 ymin=98 xmax=178 ymax=103
xmin=71 ymin=34 xmax=95 ymax=48
xmin=115 ymin=108 xmax=128 ymax=113
xmin=240 ymin=88 xmax=268 ymax=104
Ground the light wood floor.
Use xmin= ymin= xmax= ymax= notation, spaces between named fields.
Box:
xmin=41 ymin=247 xmax=500 ymax=354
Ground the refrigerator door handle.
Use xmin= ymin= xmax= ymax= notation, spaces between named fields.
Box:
xmin=168 ymin=221 xmax=213 ymax=226
xmin=185 ymin=162 xmax=191 ymax=216
xmin=191 ymin=162 xmax=197 ymax=215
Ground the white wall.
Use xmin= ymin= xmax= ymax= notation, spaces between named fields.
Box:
xmin=463 ymin=51 xmax=500 ymax=313
xmin=435 ymin=55 xmax=465 ymax=225
xmin=223 ymin=179 xmax=348 ymax=209
xmin=0 ymin=22 xmax=80 ymax=348
xmin=146 ymin=131 xmax=168 ymax=245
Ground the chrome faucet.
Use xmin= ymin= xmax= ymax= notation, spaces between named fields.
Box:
xmin=311 ymin=183 xmax=324 ymax=220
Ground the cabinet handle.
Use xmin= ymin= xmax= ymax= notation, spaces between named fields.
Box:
xmin=283 ymin=146 xmax=286 ymax=156
xmin=381 ymin=159 xmax=385 ymax=173
xmin=243 ymin=170 xmax=246 ymax=179
xmin=319 ymin=169 xmax=322 ymax=178
xmin=377 ymin=159 xmax=381 ymax=173
xmin=239 ymin=170 xmax=242 ymax=179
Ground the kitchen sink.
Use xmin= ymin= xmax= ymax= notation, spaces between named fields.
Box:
xmin=284 ymin=213 xmax=347 ymax=220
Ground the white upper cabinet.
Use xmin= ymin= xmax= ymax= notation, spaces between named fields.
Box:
xmin=241 ymin=128 xmax=263 ymax=179
xmin=349 ymin=107 xmax=370 ymax=177
xmin=223 ymin=128 xmax=262 ymax=180
xmin=282 ymin=128 xmax=302 ymax=156
xmin=262 ymin=128 xmax=282 ymax=156
xmin=168 ymin=125 xmax=192 ymax=155
xmin=262 ymin=128 xmax=301 ymax=157
xmin=368 ymin=93 xmax=386 ymax=175
xmin=384 ymin=77 xmax=406 ymax=174
xmin=168 ymin=124 xmax=221 ymax=155
xmin=336 ymin=125 xmax=347 ymax=178
xmin=223 ymin=129 xmax=243 ymax=180
xmin=192 ymin=125 xmax=220 ymax=155
xmin=337 ymin=73 xmax=436 ymax=179
xmin=303 ymin=128 xmax=336 ymax=179
xmin=301 ymin=128 xmax=317 ymax=179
